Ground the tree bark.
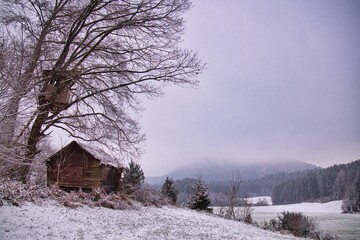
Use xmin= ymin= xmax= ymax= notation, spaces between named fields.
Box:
xmin=0 ymin=94 xmax=21 ymax=145
xmin=17 ymin=105 xmax=49 ymax=182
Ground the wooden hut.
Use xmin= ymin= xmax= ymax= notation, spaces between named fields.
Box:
xmin=46 ymin=141 xmax=123 ymax=192
xmin=41 ymin=69 xmax=81 ymax=109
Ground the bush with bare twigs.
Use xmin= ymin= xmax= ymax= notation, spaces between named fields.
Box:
xmin=0 ymin=178 xmax=135 ymax=210
xmin=133 ymin=183 xmax=169 ymax=207
xmin=0 ymin=177 xmax=171 ymax=209
xmin=259 ymin=211 xmax=339 ymax=240
xmin=277 ymin=211 xmax=317 ymax=237
xmin=0 ymin=178 xmax=49 ymax=206
xmin=217 ymin=205 xmax=254 ymax=224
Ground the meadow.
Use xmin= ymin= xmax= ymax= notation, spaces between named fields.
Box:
xmin=251 ymin=200 xmax=360 ymax=240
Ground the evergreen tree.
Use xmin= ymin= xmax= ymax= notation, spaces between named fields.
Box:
xmin=332 ymin=170 xmax=346 ymax=200
xmin=307 ymin=171 xmax=320 ymax=200
xmin=352 ymin=169 xmax=360 ymax=212
xmin=161 ymin=177 xmax=178 ymax=205
xmin=271 ymin=160 xmax=360 ymax=205
xmin=122 ymin=161 xmax=145 ymax=195
xmin=271 ymin=183 xmax=283 ymax=205
xmin=189 ymin=177 xmax=211 ymax=210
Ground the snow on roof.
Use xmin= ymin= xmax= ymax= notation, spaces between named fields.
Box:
xmin=49 ymin=141 xmax=123 ymax=168
xmin=77 ymin=141 xmax=123 ymax=168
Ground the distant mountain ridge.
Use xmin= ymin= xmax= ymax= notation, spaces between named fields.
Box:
xmin=146 ymin=159 xmax=317 ymax=184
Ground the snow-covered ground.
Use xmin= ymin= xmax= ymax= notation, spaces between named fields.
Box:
xmin=250 ymin=200 xmax=360 ymax=240
xmin=252 ymin=199 xmax=342 ymax=214
xmin=213 ymin=198 xmax=359 ymax=239
xmin=0 ymin=201 xmax=302 ymax=240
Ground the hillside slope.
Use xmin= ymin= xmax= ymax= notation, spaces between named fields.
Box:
xmin=147 ymin=159 xmax=316 ymax=184
xmin=0 ymin=202 xmax=301 ymax=240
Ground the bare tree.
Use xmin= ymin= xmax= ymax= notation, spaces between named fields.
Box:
xmin=224 ymin=172 xmax=241 ymax=219
xmin=0 ymin=0 xmax=204 ymax=182
xmin=0 ymin=28 xmax=30 ymax=145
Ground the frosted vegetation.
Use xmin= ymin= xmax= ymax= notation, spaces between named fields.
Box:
xmin=251 ymin=200 xmax=360 ymax=240
xmin=221 ymin=199 xmax=360 ymax=240
xmin=0 ymin=201 xmax=301 ymax=240
xmin=1 ymin=177 xmax=359 ymax=240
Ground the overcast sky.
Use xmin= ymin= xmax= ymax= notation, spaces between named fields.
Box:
xmin=139 ymin=0 xmax=360 ymax=176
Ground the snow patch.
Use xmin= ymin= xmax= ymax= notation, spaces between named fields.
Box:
xmin=253 ymin=200 xmax=342 ymax=214
xmin=246 ymin=196 xmax=273 ymax=205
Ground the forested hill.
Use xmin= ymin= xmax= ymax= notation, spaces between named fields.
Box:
xmin=150 ymin=160 xmax=317 ymax=205
xmin=174 ymin=170 xmax=314 ymax=205
xmin=173 ymin=160 xmax=360 ymax=206
xmin=146 ymin=159 xmax=316 ymax=184
xmin=271 ymin=159 xmax=360 ymax=205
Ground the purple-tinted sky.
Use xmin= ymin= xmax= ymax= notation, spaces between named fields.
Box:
xmin=140 ymin=0 xmax=360 ymax=176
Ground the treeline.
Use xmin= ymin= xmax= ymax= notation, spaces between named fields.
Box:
xmin=166 ymin=160 xmax=360 ymax=208
xmin=271 ymin=159 xmax=360 ymax=207
xmin=208 ymin=171 xmax=310 ymax=205
xmin=172 ymin=171 xmax=310 ymax=205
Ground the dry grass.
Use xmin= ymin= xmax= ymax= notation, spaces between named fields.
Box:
xmin=0 ymin=177 xmax=135 ymax=209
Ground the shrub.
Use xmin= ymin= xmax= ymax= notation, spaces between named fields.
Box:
xmin=341 ymin=199 xmax=353 ymax=213
xmin=0 ymin=177 xmax=172 ymax=209
xmin=0 ymin=177 xmax=134 ymax=209
xmin=0 ymin=177 xmax=49 ymax=205
xmin=53 ymin=188 xmax=133 ymax=210
xmin=133 ymin=183 xmax=169 ymax=206
xmin=277 ymin=211 xmax=317 ymax=237
xmin=242 ymin=206 xmax=253 ymax=224
xmin=217 ymin=205 xmax=253 ymax=224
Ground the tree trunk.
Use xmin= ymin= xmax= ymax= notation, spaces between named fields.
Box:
xmin=18 ymin=104 xmax=49 ymax=182
xmin=0 ymin=93 xmax=21 ymax=145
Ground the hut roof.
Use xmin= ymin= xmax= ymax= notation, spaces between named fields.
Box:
xmin=47 ymin=141 xmax=123 ymax=168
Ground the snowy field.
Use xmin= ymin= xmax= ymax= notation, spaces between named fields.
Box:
xmin=252 ymin=199 xmax=342 ymax=214
xmin=213 ymin=199 xmax=360 ymax=239
xmin=250 ymin=200 xmax=360 ymax=240
xmin=0 ymin=201 xmax=303 ymax=240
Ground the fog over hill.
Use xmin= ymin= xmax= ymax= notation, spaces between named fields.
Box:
xmin=146 ymin=159 xmax=317 ymax=184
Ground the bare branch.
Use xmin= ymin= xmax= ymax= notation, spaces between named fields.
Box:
xmin=0 ymin=0 xmax=204 ymax=182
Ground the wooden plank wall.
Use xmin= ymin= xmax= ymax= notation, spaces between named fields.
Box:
xmin=47 ymin=142 xmax=121 ymax=192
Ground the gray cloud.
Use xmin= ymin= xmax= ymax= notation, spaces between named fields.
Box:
xmin=140 ymin=0 xmax=360 ymax=176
